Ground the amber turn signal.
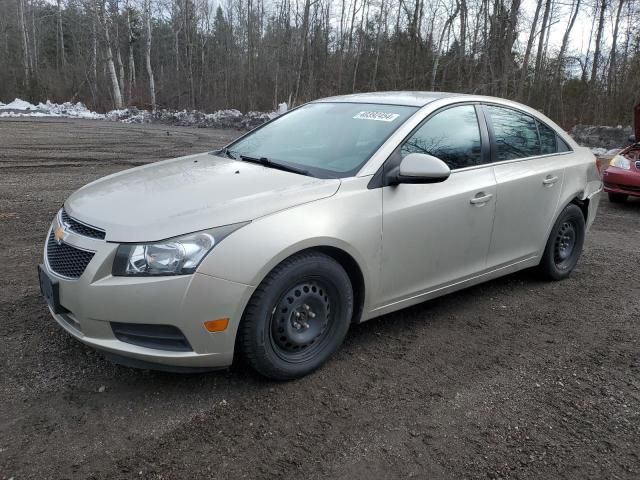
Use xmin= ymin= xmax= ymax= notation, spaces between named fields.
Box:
xmin=204 ymin=318 xmax=229 ymax=332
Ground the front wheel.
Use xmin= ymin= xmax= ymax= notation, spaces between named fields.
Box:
xmin=538 ymin=204 xmax=585 ymax=281
xmin=238 ymin=252 xmax=353 ymax=380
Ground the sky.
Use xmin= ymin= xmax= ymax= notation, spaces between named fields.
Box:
xmin=521 ymin=0 xmax=622 ymax=57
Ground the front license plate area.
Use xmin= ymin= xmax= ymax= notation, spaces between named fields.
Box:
xmin=38 ymin=264 xmax=65 ymax=314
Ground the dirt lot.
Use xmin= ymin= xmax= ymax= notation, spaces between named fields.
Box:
xmin=1 ymin=118 xmax=639 ymax=480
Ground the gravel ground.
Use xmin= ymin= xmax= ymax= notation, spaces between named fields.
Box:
xmin=1 ymin=118 xmax=639 ymax=480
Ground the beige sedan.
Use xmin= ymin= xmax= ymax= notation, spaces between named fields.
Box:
xmin=39 ymin=92 xmax=602 ymax=379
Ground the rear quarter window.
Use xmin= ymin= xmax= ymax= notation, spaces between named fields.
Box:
xmin=538 ymin=121 xmax=557 ymax=154
xmin=556 ymin=135 xmax=571 ymax=152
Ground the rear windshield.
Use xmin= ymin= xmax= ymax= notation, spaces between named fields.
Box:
xmin=225 ymin=102 xmax=418 ymax=178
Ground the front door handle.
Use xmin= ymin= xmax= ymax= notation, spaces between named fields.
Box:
xmin=543 ymin=175 xmax=559 ymax=186
xmin=470 ymin=193 xmax=493 ymax=205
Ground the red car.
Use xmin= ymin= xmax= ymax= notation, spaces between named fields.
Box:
xmin=603 ymin=103 xmax=640 ymax=203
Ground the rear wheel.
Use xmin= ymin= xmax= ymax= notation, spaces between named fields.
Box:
xmin=238 ymin=252 xmax=353 ymax=380
xmin=538 ymin=204 xmax=585 ymax=281
xmin=608 ymin=192 xmax=628 ymax=203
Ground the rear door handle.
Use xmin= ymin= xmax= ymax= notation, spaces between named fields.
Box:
xmin=470 ymin=193 xmax=493 ymax=205
xmin=543 ymin=175 xmax=559 ymax=186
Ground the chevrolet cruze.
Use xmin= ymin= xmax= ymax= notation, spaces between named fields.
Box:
xmin=39 ymin=92 xmax=602 ymax=379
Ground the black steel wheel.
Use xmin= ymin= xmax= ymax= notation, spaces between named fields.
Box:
xmin=538 ymin=204 xmax=585 ymax=280
xmin=238 ymin=252 xmax=353 ymax=380
xmin=270 ymin=280 xmax=333 ymax=362
xmin=553 ymin=220 xmax=577 ymax=269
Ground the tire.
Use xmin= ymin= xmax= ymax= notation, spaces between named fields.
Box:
xmin=608 ymin=192 xmax=628 ymax=203
xmin=238 ymin=252 xmax=353 ymax=380
xmin=538 ymin=204 xmax=585 ymax=281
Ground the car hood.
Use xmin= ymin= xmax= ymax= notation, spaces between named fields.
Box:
xmin=65 ymin=152 xmax=341 ymax=242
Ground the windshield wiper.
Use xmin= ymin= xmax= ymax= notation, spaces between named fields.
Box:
xmin=239 ymin=154 xmax=310 ymax=176
xmin=219 ymin=147 xmax=238 ymax=159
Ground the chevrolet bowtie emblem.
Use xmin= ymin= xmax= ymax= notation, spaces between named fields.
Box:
xmin=54 ymin=226 xmax=65 ymax=244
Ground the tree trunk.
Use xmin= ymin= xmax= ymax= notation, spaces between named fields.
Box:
xmin=370 ymin=0 xmax=386 ymax=90
xmin=457 ymin=0 xmax=467 ymax=87
xmin=98 ymin=0 xmax=124 ymax=109
xmin=91 ymin=15 xmax=97 ymax=97
xmin=430 ymin=4 xmax=459 ymax=90
xmin=501 ymin=0 xmax=522 ymax=96
xmin=352 ymin=0 xmax=369 ymax=91
xmin=126 ymin=5 xmax=136 ymax=101
xmin=555 ymin=0 xmax=580 ymax=80
xmin=293 ymin=0 xmax=312 ymax=105
xmin=17 ymin=0 xmax=31 ymax=85
xmin=590 ymin=0 xmax=607 ymax=87
xmin=533 ymin=0 xmax=551 ymax=85
xmin=549 ymin=0 xmax=580 ymax=121
xmin=57 ymin=0 xmax=65 ymax=71
xmin=608 ymin=0 xmax=625 ymax=94
xmin=517 ymin=0 xmax=541 ymax=99
xmin=145 ymin=0 xmax=156 ymax=111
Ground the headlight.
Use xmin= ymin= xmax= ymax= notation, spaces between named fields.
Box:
xmin=112 ymin=222 xmax=248 ymax=276
xmin=609 ymin=154 xmax=631 ymax=170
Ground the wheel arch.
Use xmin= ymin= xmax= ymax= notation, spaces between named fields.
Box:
xmin=544 ymin=191 xmax=588 ymax=238
xmin=248 ymin=244 xmax=367 ymax=325
xmin=309 ymin=246 xmax=366 ymax=324
xmin=570 ymin=196 xmax=589 ymax=222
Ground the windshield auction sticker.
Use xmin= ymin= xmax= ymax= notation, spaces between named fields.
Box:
xmin=353 ymin=111 xmax=400 ymax=122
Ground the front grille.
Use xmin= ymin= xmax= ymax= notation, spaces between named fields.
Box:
xmin=60 ymin=209 xmax=105 ymax=239
xmin=46 ymin=231 xmax=95 ymax=279
xmin=111 ymin=322 xmax=193 ymax=352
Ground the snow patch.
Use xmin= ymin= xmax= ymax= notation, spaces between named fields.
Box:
xmin=1 ymin=98 xmax=285 ymax=129
xmin=0 ymin=98 xmax=40 ymax=111
xmin=0 ymin=98 xmax=104 ymax=119
xmin=570 ymin=124 xmax=633 ymax=150
xmin=37 ymin=100 xmax=105 ymax=119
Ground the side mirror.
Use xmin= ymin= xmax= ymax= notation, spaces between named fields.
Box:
xmin=388 ymin=153 xmax=451 ymax=185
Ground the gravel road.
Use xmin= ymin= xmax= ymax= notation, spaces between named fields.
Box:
xmin=1 ymin=118 xmax=639 ymax=480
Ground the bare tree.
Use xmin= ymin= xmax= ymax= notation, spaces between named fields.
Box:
xmin=98 ymin=0 xmax=123 ymax=109
xmin=533 ymin=0 xmax=552 ymax=86
xmin=144 ymin=0 xmax=155 ymax=111
xmin=57 ymin=0 xmax=66 ymax=72
xmin=1 ymin=0 xmax=639 ymax=128
xmin=590 ymin=0 xmax=608 ymax=86
xmin=17 ymin=0 xmax=31 ymax=85
xmin=126 ymin=2 xmax=137 ymax=101
xmin=608 ymin=0 xmax=625 ymax=94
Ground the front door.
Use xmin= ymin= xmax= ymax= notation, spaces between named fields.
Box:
xmin=378 ymin=104 xmax=497 ymax=307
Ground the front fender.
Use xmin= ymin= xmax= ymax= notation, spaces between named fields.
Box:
xmin=197 ymin=176 xmax=382 ymax=314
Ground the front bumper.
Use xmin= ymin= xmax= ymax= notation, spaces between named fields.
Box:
xmin=603 ymin=166 xmax=640 ymax=197
xmin=42 ymin=218 xmax=254 ymax=370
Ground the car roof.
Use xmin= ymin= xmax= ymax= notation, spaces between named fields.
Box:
xmin=313 ymin=91 xmax=464 ymax=107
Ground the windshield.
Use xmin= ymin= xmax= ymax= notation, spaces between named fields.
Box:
xmin=224 ymin=102 xmax=418 ymax=178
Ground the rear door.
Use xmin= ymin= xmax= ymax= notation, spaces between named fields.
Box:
xmin=483 ymin=104 xmax=567 ymax=267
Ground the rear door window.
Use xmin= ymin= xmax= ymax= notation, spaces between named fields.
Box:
xmin=485 ymin=105 xmax=540 ymax=161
